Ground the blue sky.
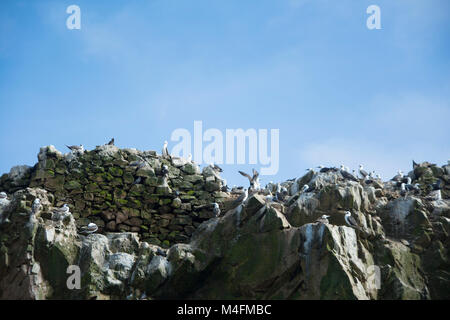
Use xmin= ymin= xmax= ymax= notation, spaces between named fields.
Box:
xmin=0 ymin=0 xmax=449 ymax=187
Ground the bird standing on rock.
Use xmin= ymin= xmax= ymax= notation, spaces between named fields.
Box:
xmin=162 ymin=141 xmax=171 ymax=159
xmin=52 ymin=204 xmax=71 ymax=221
xmin=358 ymin=165 xmax=368 ymax=179
xmin=238 ymin=169 xmax=261 ymax=191
xmin=316 ymin=215 xmax=330 ymax=224
xmin=79 ymin=223 xmax=98 ymax=235
xmin=66 ymin=145 xmax=84 ymax=152
xmin=344 ymin=211 xmax=361 ymax=230
xmin=213 ymin=203 xmax=221 ymax=217
xmin=233 ymin=188 xmax=248 ymax=206
xmin=107 ymin=138 xmax=115 ymax=146
xmin=31 ymin=199 xmax=41 ymax=215
xmin=391 ymin=170 xmax=404 ymax=182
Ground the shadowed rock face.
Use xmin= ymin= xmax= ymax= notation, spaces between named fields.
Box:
xmin=0 ymin=156 xmax=449 ymax=300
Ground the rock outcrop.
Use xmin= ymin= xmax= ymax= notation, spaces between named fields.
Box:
xmin=0 ymin=145 xmax=229 ymax=248
xmin=0 ymin=148 xmax=449 ymax=300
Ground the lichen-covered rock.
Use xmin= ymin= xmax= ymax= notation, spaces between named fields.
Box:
xmin=0 ymin=153 xmax=449 ymax=300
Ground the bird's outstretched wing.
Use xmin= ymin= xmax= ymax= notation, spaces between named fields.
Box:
xmin=238 ymin=171 xmax=252 ymax=181
xmin=252 ymin=169 xmax=259 ymax=179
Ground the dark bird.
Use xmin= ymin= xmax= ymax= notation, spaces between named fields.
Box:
xmin=405 ymin=183 xmax=420 ymax=192
xmin=317 ymin=166 xmax=337 ymax=173
xmin=107 ymin=138 xmax=115 ymax=146
xmin=211 ymin=164 xmax=223 ymax=173
xmin=340 ymin=170 xmax=359 ymax=182
xmin=156 ymin=247 xmax=167 ymax=257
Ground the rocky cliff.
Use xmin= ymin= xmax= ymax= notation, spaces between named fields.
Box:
xmin=0 ymin=146 xmax=449 ymax=300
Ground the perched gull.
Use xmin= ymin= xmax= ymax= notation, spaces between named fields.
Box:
xmin=265 ymin=193 xmax=275 ymax=203
xmin=317 ymin=166 xmax=337 ymax=173
xmin=340 ymin=169 xmax=358 ymax=182
xmin=316 ymin=215 xmax=330 ymax=224
xmin=160 ymin=165 xmax=170 ymax=187
xmin=212 ymin=203 xmax=221 ymax=217
xmin=129 ymin=160 xmax=145 ymax=168
xmin=0 ymin=192 xmax=6 ymax=199
xmin=238 ymin=169 xmax=261 ymax=191
xmin=391 ymin=170 xmax=404 ymax=182
xmin=161 ymin=164 xmax=169 ymax=177
xmin=162 ymin=141 xmax=170 ymax=158
xmin=31 ymin=199 xmax=41 ymax=215
xmin=233 ymin=188 xmax=248 ymax=206
xmin=344 ymin=211 xmax=360 ymax=230
xmin=400 ymin=183 xmax=407 ymax=197
xmin=187 ymin=153 xmax=192 ymax=163
xmin=79 ymin=223 xmax=98 ymax=235
xmin=358 ymin=165 xmax=368 ymax=179
xmin=107 ymin=138 xmax=115 ymax=146
xmin=301 ymin=184 xmax=309 ymax=193
xmin=52 ymin=204 xmax=71 ymax=221
xmin=56 ymin=204 xmax=70 ymax=214
xmin=66 ymin=145 xmax=84 ymax=152
xmin=210 ymin=163 xmax=223 ymax=173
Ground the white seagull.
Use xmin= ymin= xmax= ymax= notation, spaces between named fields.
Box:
xmin=344 ymin=211 xmax=360 ymax=230
xmin=233 ymin=188 xmax=248 ymax=206
xmin=212 ymin=203 xmax=221 ymax=217
xmin=80 ymin=223 xmax=98 ymax=235
xmin=316 ymin=215 xmax=330 ymax=224
xmin=31 ymin=199 xmax=41 ymax=215
xmin=162 ymin=141 xmax=170 ymax=158
xmin=358 ymin=165 xmax=368 ymax=179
